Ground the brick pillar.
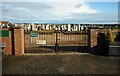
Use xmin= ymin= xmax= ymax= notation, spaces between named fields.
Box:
xmin=0 ymin=28 xmax=12 ymax=55
xmin=14 ymin=29 xmax=24 ymax=55
xmin=90 ymin=28 xmax=99 ymax=48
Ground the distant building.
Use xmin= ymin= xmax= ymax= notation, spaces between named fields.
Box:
xmin=1 ymin=21 xmax=117 ymax=32
xmin=0 ymin=21 xmax=9 ymax=28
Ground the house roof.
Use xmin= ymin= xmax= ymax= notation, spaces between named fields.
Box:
xmin=0 ymin=21 xmax=9 ymax=24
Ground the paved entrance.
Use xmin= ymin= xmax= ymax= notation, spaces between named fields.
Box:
xmin=2 ymin=54 xmax=119 ymax=74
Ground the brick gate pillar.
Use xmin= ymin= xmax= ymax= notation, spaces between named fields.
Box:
xmin=14 ymin=29 xmax=24 ymax=55
xmin=0 ymin=28 xmax=12 ymax=55
xmin=90 ymin=28 xmax=99 ymax=48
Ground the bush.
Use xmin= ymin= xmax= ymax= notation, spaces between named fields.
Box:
xmin=106 ymin=29 xmax=114 ymax=43
xmin=37 ymin=30 xmax=54 ymax=34
xmin=13 ymin=26 xmax=22 ymax=29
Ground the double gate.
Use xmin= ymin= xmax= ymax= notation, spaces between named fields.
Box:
xmin=25 ymin=29 xmax=90 ymax=53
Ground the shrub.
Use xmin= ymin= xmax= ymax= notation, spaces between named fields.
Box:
xmin=13 ymin=26 xmax=22 ymax=29
xmin=37 ymin=30 xmax=54 ymax=34
xmin=106 ymin=29 xmax=114 ymax=43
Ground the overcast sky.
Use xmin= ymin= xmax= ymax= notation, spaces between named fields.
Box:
xmin=0 ymin=0 xmax=119 ymax=24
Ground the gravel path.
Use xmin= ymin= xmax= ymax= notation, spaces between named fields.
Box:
xmin=2 ymin=53 xmax=120 ymax=75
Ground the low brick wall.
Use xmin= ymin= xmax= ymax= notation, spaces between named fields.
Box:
xmin=90 ymin=28 xmax=120 ymax=49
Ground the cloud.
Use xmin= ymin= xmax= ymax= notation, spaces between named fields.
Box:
xmin=2 ymin=0 xmax=119 ymax=2
xmin=2 ymin=2 xmax=53 ymax=13
xmin=1 ymin=1 xmax=118 ymax=24
xmin=5 ymin=16 xmax=24 ymax=20
xmin=2 ymin=2 xmax=54 ymax=22
xmin=56 ymin=13 xmax=118 ymax=24
xmin=47 ymin=1 xmax=97 ymax=17
xmin=73 ymin=4 xmax=97 ymax=14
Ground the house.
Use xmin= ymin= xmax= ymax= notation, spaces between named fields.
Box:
xmin=0 ymin=21 xmax=9 ymax=28
xmin=31 ymin=23 xmax=38 ymax=31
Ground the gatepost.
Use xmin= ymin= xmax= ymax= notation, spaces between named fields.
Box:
xmin=0 ymin=28 xmax=12 ymax=55
xmin=14 ymin=29 xmax=24 ymax=55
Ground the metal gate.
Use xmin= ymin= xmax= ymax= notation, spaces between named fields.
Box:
xmin=55 ymin=30 xmax=89 ymax=52
xmin=24 ymin=24 xmax=90 ymax=53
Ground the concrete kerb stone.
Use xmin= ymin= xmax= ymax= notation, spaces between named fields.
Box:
xmin=24 ymin=52 xmax=91 ymax=56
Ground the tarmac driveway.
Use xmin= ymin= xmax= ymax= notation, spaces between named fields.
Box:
xmin=2 ymin=53 xmax=120 ymax=75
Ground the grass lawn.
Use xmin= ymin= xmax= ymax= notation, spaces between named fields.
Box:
xmin=2 ymin=53 xmax=120 ymax=75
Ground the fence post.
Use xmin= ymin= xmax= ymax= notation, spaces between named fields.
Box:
xmin=88 ymin=27 xmax=91 ymax=51
xmin=55 ymin=31 xmax=59 ymax=52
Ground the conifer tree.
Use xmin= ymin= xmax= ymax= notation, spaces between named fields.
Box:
xmin=106 ymin=29 xmax=114 ymax=43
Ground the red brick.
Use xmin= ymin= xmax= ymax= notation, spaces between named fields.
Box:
xmin=14 ymin=29 xmax=24 ymax=55
xmin=0 ymin=28 xmax=12 ymax=55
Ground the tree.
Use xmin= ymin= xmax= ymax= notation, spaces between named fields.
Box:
xmin=106 ymin=29 xmax=114 ymax=43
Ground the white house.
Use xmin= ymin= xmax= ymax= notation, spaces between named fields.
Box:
xmin=68 ymin=24 xmax=71 ymax=31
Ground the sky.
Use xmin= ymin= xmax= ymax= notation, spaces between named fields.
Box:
xmin=0 ymin=0 xmax=119 ymax=24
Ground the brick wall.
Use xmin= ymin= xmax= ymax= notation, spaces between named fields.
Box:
xmin=0 ymin=28 xmax=12 ymax=55
xmin=14 ymin=29 xmax=24 ymax=55
xmin=90 ymin=28 xmax=120 ymax=48
xmin=0 ymin=28 xmax=24 ymax=55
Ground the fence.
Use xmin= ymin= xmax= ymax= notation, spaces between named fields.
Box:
xmin=1 ymin=26 xmax=120 ymax=55
xmin=25 ymin=30 xmax=89 ymax=53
